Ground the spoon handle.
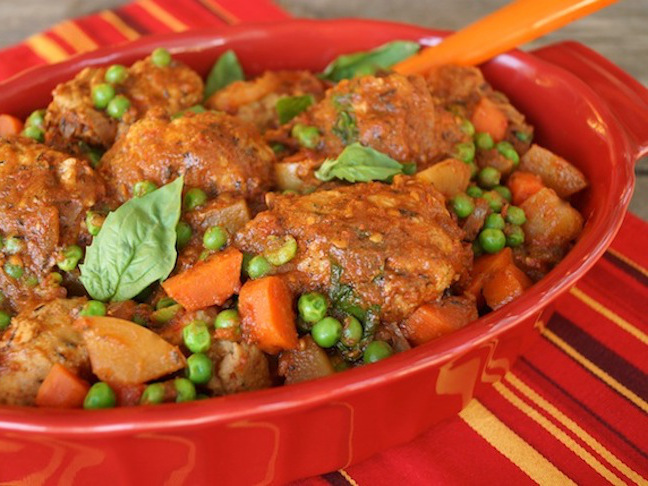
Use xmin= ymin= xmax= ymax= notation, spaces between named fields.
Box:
xmin=394 ymin=0 xmax=618 ymax=74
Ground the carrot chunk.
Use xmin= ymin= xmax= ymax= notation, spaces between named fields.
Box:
xmin=466 ymin=247 xmax=514 ymax=298
xmin=482 ymin=264 xmax=532 ymax=310
xmin=239 ymin=276 xmax=298 ymax=354
xmin=508 ymin=171 xmax=545 ymax=206
xmin=471 ymin=97 xmax=508 ymax=142
xmin=0 ymin=114 xmax=24 ymax=137
xmin=162 ymin=247 xmax=243 ymax=311
xmin=35 ymin=363 xmax=90 ymax=409
xmin=401 ymin=296 xmax=478 ymax=346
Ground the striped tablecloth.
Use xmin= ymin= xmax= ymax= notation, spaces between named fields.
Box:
xmin=1 ymin=1 xmax=646 ymax=484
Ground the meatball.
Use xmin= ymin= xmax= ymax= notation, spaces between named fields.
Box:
xmin=99 ymin=110 xmax=275 ymax=204
xmin=206 ymin=70 xmax=326 ymax=133
xmin=0 ymin=137 xmax=105 ymax=312
xmin=236 ymin=176 xmax=472 ymax=322
xmin=0 ymin=298 xmax=88 ymax=406
xmin=44 ymin=55 xmax=204 ymax=154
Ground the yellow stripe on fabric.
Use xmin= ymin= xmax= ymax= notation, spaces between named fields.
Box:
xmin=99 ymin=11 xmax=141 ymax=40
xmin=609 ymin=248 xmax=648 ymax=278
xmin=494 ymin=381 xmax=627 ymax=486
xmin=506 ymin=373 xmax=648 ymax=486
xmin=52 ymin=20 xmax=98 ymax=53
xmin=459 ymin=400 xmax=575 ymax=485
xmin=338 ymin=469 xmax=359 ymax=486
xmin=25 ymin=34 xmax=69 ymax=63
xmin=543 ymin=328 xmax=648 ymax=413
xmin=137 ymin=0 xmax=188 ymax=32
xmin=200 ymin=0 xmax=240 ymax=24
xmin=570 ymin=287 xmax=648 ymax=345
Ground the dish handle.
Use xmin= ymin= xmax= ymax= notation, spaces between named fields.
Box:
xmin=531 ymin=41 xmax=648 ymax=161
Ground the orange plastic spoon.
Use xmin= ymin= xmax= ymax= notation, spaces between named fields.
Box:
xmin=394 ymin=0 xmax=619 ymax=75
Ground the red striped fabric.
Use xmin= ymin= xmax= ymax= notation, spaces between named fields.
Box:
xmin=0 ymin=1 xmax=646 ymax=484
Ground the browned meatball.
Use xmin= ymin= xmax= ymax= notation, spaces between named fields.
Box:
xmin=0 ymin=137 xmax=105 ymax=312
xmin=0 ymin=298 xmax=88 ymax=406
xmin=236 ymin=176 xmax=472 ymax=322
xmin=206 ymin=70 xmax=326 ymax=133
xmin=99 ymin=110 xmax=275 ymax=204
xmin=44 ymin=55 xmax=204 ymax=154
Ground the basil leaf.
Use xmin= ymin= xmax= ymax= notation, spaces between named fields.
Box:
xmin=314 ymin=143 xmax=404 ymax=183
xmin=80 ymin=177 xmax=184 ymax=302
xmin=276 ymin=95 xmax=314 ymax=124
xmin=321 ymin=41 xmax=420 ymax=82
xmin=204 ymin=50 xmax=244 ymax=99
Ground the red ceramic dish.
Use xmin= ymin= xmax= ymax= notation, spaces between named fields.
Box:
xmin=0 ymin=19 xmax=647 ymax=485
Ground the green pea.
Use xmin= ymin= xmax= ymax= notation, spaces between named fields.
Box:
xmin=484 ymin=213 xmax=505 ymax=230
xmin=106 ymin=95 xmax=131 ymax=119
xmin=246 ymin=255 xmax=272 ymax=279
xmin=50 ymin=272 xmax=63 ymax=284
xmin=505 ymin=206 xmax=527 ymax=226
xmin=453 ymin=141 xmax=476 ymax=163
xmin=26 ymin=109 xmax=46 ymax=129
xmin=3 ymin=236 xmax=23 ymax=255
xmin=176 ymin=221 xmax=192 ymax=248
xmin=475 ymin=132 xmax=494 ymax=150
xmin=451 ymin=193 xmax=475 ymax=218
xmin=156 ymin=297 xmax=176 ymax=310
xmin=515 ymin=131 xmax=532 ymax=142
xmin=4 ymin=263 xmax=23 ymax=280
xmin=92 ymin=83 xmax=116 ymax=110
xmin=151 ymin=304 xmax=181 ymax=324
xmin=264 ymin=235 xmax=297 ymax=266
xmin=186 ymin=353 xmax=213 ymax=385
xmin=183 ymin=320 xmax=211 ymax=353
xmin=140 ymin=383 xmax=165 ymax=405
xmin=80 ymin=300 xmax=107 ymax=317
xmin=214 ymin=309 xmax=240 ymax=329
xmin=0 ymin=310 xmax=11 ymax=330
xmin=494 ymin=185 xmax=512 ymax=202
xmin=466 ymin=185 xmax=483 ymax=198
xmin=311 ymin=317 xmax=342 ymax=348
xmin=203 ymin=226 xmax=228 ymax=251
xmin=477 ymin=167 xmax=501 ymax=189
xmin=183 ymin=188 xmax=208 ymax=211
xmin=83 ymin=382 xmax=116 ymax=409
xmin=57 ymin=245 xmax=83 ymax=272
xmin=459 ymin=119 xmax=475 ymax=136
xmin=297 ymin=292 xmax=328 ymax=323
xmin=496 ymin=141 xmax=520 ymax=165
xmin=105 ymin=64 xmax=128 ymax=84
xmin=133 ymin=180 xmax=157 ymax=197
xmin=505 ymin=225 xmax=525 ymax=248
xmin=291 ymin=124 xmax=320 ymax=149
xmin=152 ymin=47 xmax=172 ymax=68
xmin=483 ymin=191 xmax=505 ymax=213
xmin=22 ymin=126 xmax=44 ymax=142
xmin=174 ymin=378 xmax=196 ymax=402
xmin=363 ymin=340 xmax=393 ymax=364
xmin=479 ymin=228 xmax=506 ymax=254
xmin=85 ymin=211 xmax=104 ymax=236
xmin=341 ymin=316 xmax=363 ymax=347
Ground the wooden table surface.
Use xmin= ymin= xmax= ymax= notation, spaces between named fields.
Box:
xmin=1 ymin=0 xmax=646 ymax=219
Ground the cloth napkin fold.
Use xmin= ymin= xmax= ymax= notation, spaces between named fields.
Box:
xmin=1 ymin=1 xmax=646 ymax=484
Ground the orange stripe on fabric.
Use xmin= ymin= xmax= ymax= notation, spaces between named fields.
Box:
xmin=459 ymin=399 xmax=575 ymax=485
xmin=494 ymin=381 xmax=628 ymax=485
xmin=608 ymin=248 xmax=648 ymax=279
xmin=506 ymin=373 xmax=647 ymax=486
xmin=542 ymin=328 xmax=648 ymax=413
xmin=99 ymin=11 xmax=141 ymax=41
xmin=137 ymin=0 xmax=188 ymax=32
xmin=24 ymin=34 xmax=69 ymax=63
xmin=569 ymin=287 xmax=648 ymax=345
xmin=52 ymin=20 xmax=98 ymax=53
xmin=199 ymin=0 xmax=240 ymax=24
xmin=338 ymin=469 xmax=359 ymax=486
